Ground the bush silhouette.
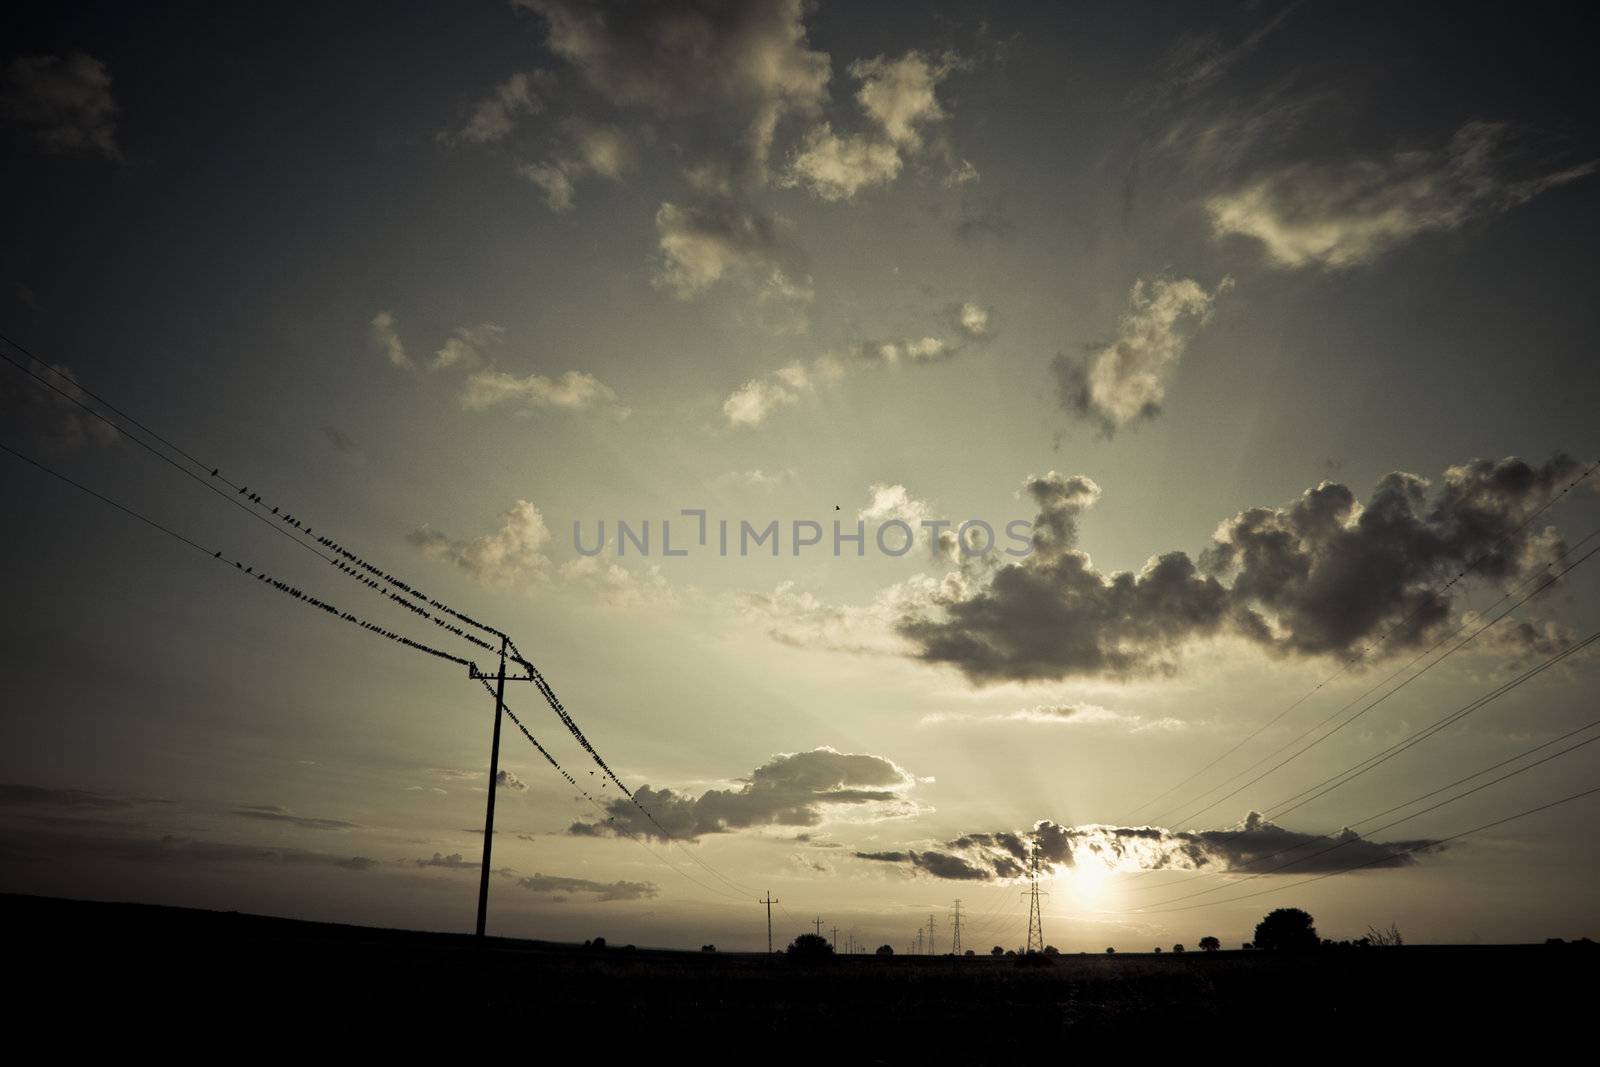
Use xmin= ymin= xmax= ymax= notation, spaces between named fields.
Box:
xmin=1199 ymin=936 xmax=1220 ymax=952
xmin=991 ymin=946 xmax=1004 ymax=956
xmin=1105 ymin=947 xmax=1115 ymax=954
xmin=875 ymin=944 xmax=894 ymax=956
xmin=701 ymin=944 xmax=716 ymax=953
xmin=1254 ymin=908 xmax=1318 ymax=951
xmin=1172 ymin=944 xmax=1185 ymax=954
xmin=787 ymin=933 xmax=834 ymax=962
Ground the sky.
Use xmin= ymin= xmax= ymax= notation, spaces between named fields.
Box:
xmin=2 ymin=0 xmax=1598 ymax=953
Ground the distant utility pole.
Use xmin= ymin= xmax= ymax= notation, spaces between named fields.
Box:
xmin=1023 ymin=842 xmax=1047 ymax=954
xmin=951 ymin=899 xmax=963 ymax=955
xmin=832 ymin=925 xmax=839 ymax=951
xmin=474 ymin=636 xmax=510 ymax=938
xmin=760 ymin=892 xmax=780 ymax=953
xmin=927 ymin=913 xmax=937 ymax=955
xmin=813 ymin=916 xmax=824 ymax=937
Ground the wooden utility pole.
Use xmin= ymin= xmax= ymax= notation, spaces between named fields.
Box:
xmin=760 ymin=891 xmax=779 ymax=953
xmin=813 ymin=916 xmax=824 ymax=937
xmin=475 ymin=636 xmax=509 ymax=938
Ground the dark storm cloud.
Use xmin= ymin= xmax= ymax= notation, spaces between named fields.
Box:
xmin=856 ymin=812 xmax=1442 ymax=881
xmin=415 ymin=852 xmax=473 ymax=869
xmin=568 ymin=747 xmax=919 ymax=842
xmin=897 ymin=455 xmax=1583 ymax=684
xmin=0 ymin=51 xmax=120 ymax=160
xmin=853 ymin=848 xmax=990 ymax=880
xmin=516 ymin=872 xmax=658 ymax=901
xmin=233 ymin=805 xmax=358 ymax=830
xmin=0 ymin=783 xmax=168 ymax=810
xmin=0 ymin=825 xmax=375 ymax=873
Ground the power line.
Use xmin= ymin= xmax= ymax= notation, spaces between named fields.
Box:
xmin=1164 ymin=542 xmax=1600 ymax=830
xmin=1156 ymin=526 xmax=1600 ymax=828
xmin=1131 ymin=720 xmax=1600 ymax=910
xmin=1123 ymin=459 xmax=1597 ymax=823
xmin=1126 ymin=712 xmax=1600 ymax=899
xmin=0 ymin=336 xmax=508 ymax=647
xmin=1136 ymin=783 xmax=1600 ymax=915
xmin=2 ymin=440 xmax=482 ymax=670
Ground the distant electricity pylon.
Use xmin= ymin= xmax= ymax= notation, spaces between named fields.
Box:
xmin=1023 ymin=842 xmax=1048 ymax=953
xmin=927 ymin=913 xmax=937 ymax=955
xmin=951 ymin=899 xmax=963 ymax=955
xmin=760 ymin=891 xmax=779 ymax=953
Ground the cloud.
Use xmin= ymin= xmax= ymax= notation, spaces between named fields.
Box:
xmin=496 ymin=770 xmax=529 ymax=792
xmin=709 ymin=467 xmax=797 ymax=492
xmin=451 ymin=71 xmax=548 ymax=144
xmin=949 ymin=302 xmax=991 ymax=340
xmin=858 ymin=811 xmax=1443 ymax=881
xmin=858 ymin=484 xmax=933 ymax=526
xmin=517 ymin=0 xmax=829 ymax=177
xmin=741 ymin=575 xmax=941 ymax=657
xmin=518 ymin=121 xmax=634 ymax=211
xmin=1 ymin=51 xmax=120 ymax=160
xmin=516 ymin=872 xmax=658 ymax=901
xmin=721 ymin=302 xmax=990 ymax=427
xmin=652 ymin=201 xmax=814 ymax=326
xmin=557 ymin=556 xmax=675 ymax=609
xmin=370 ymin=311 xmax=410 ymax=369
xmin=1207 ymin=122 xmax=1597 ymax=269
xmin=782 ymin=123 xmax=903 ymax=201
xmin=321 ymin=425 xmax=359 ymax=456
xmin=415 ymin=852 xmax=474 ymax=869
xmin=1053 ymin=276 xmax=1231 ymax=435
xmin=460 ymin=367 xmax=627 ymax=416
xmin=232 ymin=805 xmax=357 ymax=830
xmin=408 ymin=500 xmax=553 ymax=587
xmin=920 ymin=704 xmax=1186 ymax=732
xmin=0 ymin=363 xmax=120 ymax=449
xmin=0 ymin=783 xmax=166 ymax=810
xmin=895 ymin=456 xmax=1584 ymax=684
xmin=782 ymin=50 xmax=965 ymax=201
xmin=567 ymin=747 xmax=922 ymax=841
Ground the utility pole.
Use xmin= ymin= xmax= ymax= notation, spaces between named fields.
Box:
xmin=927 ymin=913 xmax=937 ymax=955
xmin=951 ymin=899 xmax=963 ymax=955
xmin=760 ymin=891 xmax=779 ymax=953
xmin=475 ymin=636 xmax=510 ymax=938
xmin=831 ymin=925 xmax=839 ymax=951
xmin=1024 ymin=841 xmax=1047 ymax=954
xmin=813 ymin=916 xmax=824 ymax=937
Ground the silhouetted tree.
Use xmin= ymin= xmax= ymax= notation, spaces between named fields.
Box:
xmin=586 ymin=937 xmax=606 ymax=951
xmin=876 ymin=944 xmax=894 ymax=956
xmin=1254 ymin=908 xmax=1318 ymax=951
xmin=701 ymin=944 xmax=717 ymax=953
xmin=1153 ymin=946 xmax=1161 ymax=954
xmin=991 ymin=945 xmax=1004 ymax=956
xmin=964 ymin=949 xmax=975 ymax=957
xmin=1105 ymin=947 xmax=1116 ymax=954
xmin=786 ymin=933 xmax=833 ymax=962
xmin=1199 ymin=936 xmax=1220 ymax=952
xmin=1172 ymin=943 xmax=1185 ymax=954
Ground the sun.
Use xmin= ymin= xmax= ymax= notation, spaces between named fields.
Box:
xmin=1061 ymin=858 xmax=1115 ymax=902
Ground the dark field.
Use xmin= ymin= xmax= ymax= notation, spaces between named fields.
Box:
xmin=9 ymin=893 xmax=1590 ymax=1054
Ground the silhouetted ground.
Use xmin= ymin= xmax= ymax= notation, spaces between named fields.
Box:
xmin=8 ymin=893 xmax=1591 ymax=1055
